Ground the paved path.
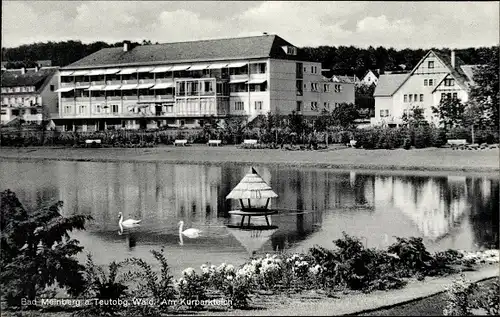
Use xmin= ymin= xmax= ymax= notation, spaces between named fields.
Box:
xmin=195 ymin=264 xmax=499 ymax=316
xmin=0 ymin=146 xmax=499 ymax=174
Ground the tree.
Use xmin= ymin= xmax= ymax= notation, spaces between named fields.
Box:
xmin=402 ymin=106 xmax=427 ymax=127
xmin=331 ymin=103 xmax=360 ymax=129
xmin=432 ymin=98 xmax=466 ymax=131
xmin=468 ymin=48 xmax=499 ymax=129
xmin=0 ymin=189 xmax=92 ymax=307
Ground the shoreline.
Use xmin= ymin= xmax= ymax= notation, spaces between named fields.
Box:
xmin=0 ymin=145 xmax=499 ymax=175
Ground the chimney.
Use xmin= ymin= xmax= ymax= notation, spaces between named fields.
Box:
xmin=451 ymin=50 xmax=455 ymax=69
xmin=123 ymin=40 xmax=130 ymax=52
xmin=21 ymin=67 xmax=25 ymax=75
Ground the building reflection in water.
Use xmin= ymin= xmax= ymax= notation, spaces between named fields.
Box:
xmin=0 ymin=160 xmax=498 ymax=268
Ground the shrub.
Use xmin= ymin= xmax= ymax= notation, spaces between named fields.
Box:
xmin=403 ymin=138 xmax=412 ymax=150
xmin=387 ymin=237 xmax=433 ymax=276
xmin=81 ymin=255 xmax=129 ymax=316
xmin=443 ymin=274 xmax=479 ymax=316
xmin=0 ymin=189 xmax=92 ymax=308
xmin=124 ymin=249 xmax=176 ymax=314
xmin=176 ymin=268 xmax=208 ymax=309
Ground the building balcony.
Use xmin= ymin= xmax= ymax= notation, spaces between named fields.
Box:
xmin=75 ymin=97 xmax=90 ymax=102
xmin=156 ymin=94 xmax=175 ymax=101
xmin=90 ymin=81 xmax=106 ymax=86
xmin=60 ymin=82 xmax=75 ymax=87
xmin=75 ymin=82 xmax=89 ymax=87
xmin=138 ymin=78 xmax=155 ymax=84
xmin=105 ymin=80 xmax=122 ymax=86
xmin=122 ymin=96 xmax=139 ymax=101
xmin=106 ymin=96 xmax=122 ymax=101
xmin=62 ymin=97 xmax=75 ymax=103
xmin=138 ymin=95 xmax=156 ymax=101
xmin=229 ymin=74 xmax=249 ymax=82
xmin=90 ymin=96 xmax=106 ymax=102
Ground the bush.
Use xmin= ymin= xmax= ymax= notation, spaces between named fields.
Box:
xmin=0 ymin=190 xmax=92 ymax=308
xmin=123 ymin=249 xmax=176 ymax=313
xmin=387 ymin=237 xmax=433 ymax=276
xmin=81 ymin=255 xmax=128 ymax=316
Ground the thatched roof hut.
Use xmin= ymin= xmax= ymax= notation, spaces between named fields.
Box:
xmin=226 ymin=167 xmax=278 ymax=200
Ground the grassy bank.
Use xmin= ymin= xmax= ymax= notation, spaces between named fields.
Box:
xmin=0 ymin=145 xmax=498 ymax=174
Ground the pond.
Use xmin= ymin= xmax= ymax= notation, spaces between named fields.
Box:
xmin=0 ymin=160 xmax=498 ymax=276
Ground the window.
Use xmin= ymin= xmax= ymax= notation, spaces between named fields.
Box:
xmin=380 ymin=109 xmax=389 ymax=117
xmin=404 ymin=94 xmax=408 ymax=102
xmin=78 ymin=105 xmax=86 ymax=114
xmin=296 ymin=62 xmax=303 ymax=79
xmin=428 ymin=61 xmax=434 ymax=69
xmin=409 ymin=94 xmax=413 ymax=102
xmin=323 ymin=102 xmax=330 ymax=110
xmin=424 ymin=79 xmax=428 ymax=86
xmin=324 ymin=84 xmax=330 ymax=92
xmin=428 ymin=79 xmax=433 ymax=86
xmin=95 ymin=105 xmax=101 ymax=113
xmin=444 ymin=78 xmax=455 ymax=86
xmin=303 ymin=66 xmax=307 ymax=73
xmin=64 ymin=105 xmax=72 ymax=114
xmin=50 ymin=85 xmax=55 ymax=91
xmin=447 ymin=93 xmax=452 ymax=99
xmin=452 ymin=92 xmax=458 ymax=99
xmin=296 ymin=80 xmax=303 ymax=96
xmin=441 ymin=93 xmax=446 ymax=100
xmin=254 ymin=101 xmax=263 ymax=110
xmin=112 ymin=104 xmax=119 ymax=113
xmin=420 ymin=94 xmax=424 ymax=102
xmin=311 ymin=101 xmax=318 ymax=111
xmin=283 ymin=46 xmax=297 ymax=55
xmin=311 ymin=66 xmax=314 ymax=73
xmin=296 ymin=101 xmax=302 ymax=111
xmin=413 ymin=94 xmax=417 ymax=102
xmin=235 ymin=101 xmax=244 ymax=111
xmin=334 ymin=84 xmax=342 ymax=93
xmin=2 ymin=97 xmax=8 ymax=104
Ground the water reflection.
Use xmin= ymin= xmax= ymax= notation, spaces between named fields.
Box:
xmin=0 ymin=160 xmax=498 ymax=273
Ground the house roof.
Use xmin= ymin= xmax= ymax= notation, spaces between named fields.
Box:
xmin=362 ymin=69 xmax=380 ymax=79
xmin=374 ymin=50 xmax=477 ymax=97
xmin=64 ymin=35 xmax=299 ymax=69
xmin=373 ymin=73 xmax=409 ymax=97
xmin=459 ymin=65 xmax=479 ymax=82
xmin=226 ymin=167 xmax=278 ymax=200
xmin=1 ymin=68 xmax=58 ymax=91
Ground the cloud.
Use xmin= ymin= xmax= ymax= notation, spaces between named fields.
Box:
xmin=1 ymin=1 xmax=498 ymax=49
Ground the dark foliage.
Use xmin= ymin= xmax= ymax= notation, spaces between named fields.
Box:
xmin=0 ymin=189 xmax=92 ymax=308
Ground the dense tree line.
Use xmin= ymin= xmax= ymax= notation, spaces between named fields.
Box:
xmin=2 ymin=39 xmax=497 ymax=77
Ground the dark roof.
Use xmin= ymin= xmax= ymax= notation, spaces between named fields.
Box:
xmin=65 ymin=35 xmax=299 ymax=69
xmin=362 ymin=69 xmax=380 ymax=79
xmin=1 ymin=68 xmax=58 ymax=91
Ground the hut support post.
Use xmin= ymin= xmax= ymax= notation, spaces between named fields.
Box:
xmin=239 ymin=199 xmax=245 ymax=209
xmin=265 ymin=198 xmax=270 ymax=209
xmin=248 ymin=199 xmax=251 ymax=209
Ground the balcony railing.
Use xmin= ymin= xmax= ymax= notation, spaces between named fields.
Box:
xmin=90 ymin=81 xmax=106 ymax=86
xmin=156 ymin=95 xmax=174 ymax=100
xmin=139 ymin=95 xmax=155 ymax=101
xmin=60 ymin=82 xmax=75 ymax=87
xmin=138 ymin=78 xmax=155 ymax=84
xmin=75 ymin=97 xmax=90 ymax=102
xmin=106 ymin=96 xmax=121 ymax=101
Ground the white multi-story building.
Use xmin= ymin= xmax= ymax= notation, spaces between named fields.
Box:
xmin=0 ymin=67 xmax=59 ymax=125
xmin=55 ymin=34 xmax=354 ymax=131
xmin=372 ymin=50 xmax=476 ymax=127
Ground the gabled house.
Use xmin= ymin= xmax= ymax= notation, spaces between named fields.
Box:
xmin=361 ymin=69 xmax=380 ymax=86
xmin=372 ymin=50 xmax=475 ymax=127
xmin=1 ymin=67 xmax=59 ymax=125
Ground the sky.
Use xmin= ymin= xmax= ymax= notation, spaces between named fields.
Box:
xmin=2 ymin=1 xmax=499 ymax=49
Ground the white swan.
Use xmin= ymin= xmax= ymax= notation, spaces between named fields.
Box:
xmin=178 ymin=221 xmax=202 ymax=238
xmin=118 ymin=212 xmax=141 ymax=234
